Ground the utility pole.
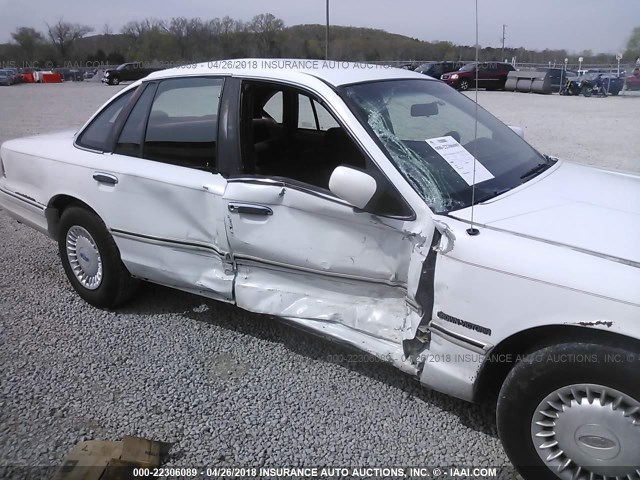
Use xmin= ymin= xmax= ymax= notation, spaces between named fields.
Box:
xmin=325 ymin=0 xmax=330 ymax=60
xmin=501 ymin=24 xmax=507 ymax=61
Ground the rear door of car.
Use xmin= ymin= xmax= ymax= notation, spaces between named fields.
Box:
xmin=75 ymin=77 xmax=234 ymax=301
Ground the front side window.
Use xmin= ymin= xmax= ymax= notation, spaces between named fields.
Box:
xmin=143 ymin=77 xmax=223 ymax=170
xmin=239 ymin=81 xmax=411 ymax=217
xmin=76 ymin=89 xmax=135 ymax=151
xmin=342 ymin=79 xmax=553 ymax=213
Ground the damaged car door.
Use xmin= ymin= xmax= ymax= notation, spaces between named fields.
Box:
xmin=80 ymin=77 xmax=234 ymax=301
xmin=221 ymin=81 xmax=435 ymax=360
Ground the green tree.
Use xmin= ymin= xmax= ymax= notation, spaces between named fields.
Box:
xmin=624 ymin=26 xmax=640 ymax=63
xmin=46 ymin=18 xmax=93 ymax=58
xmin=249 ymin=13 xmax=285 ymax=56
xmin=10 ymin=27 xmax=45 ymax=61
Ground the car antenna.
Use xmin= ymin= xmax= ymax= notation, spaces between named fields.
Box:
xmin=466 ymin=0 xmax=480 ymax=236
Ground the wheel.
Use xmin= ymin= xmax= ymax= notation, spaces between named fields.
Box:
xmin=582 ymin=87 xmax=592 ymax=97
xmin=58 ymin=206 xmax=138 ymax=308
xmin=112 ymin=77 xmax=120 ymax=85
xmin=497 ymin=342 xmax=640 ymax=480
xmin=459 ymin=79 xmax=470 ymax=91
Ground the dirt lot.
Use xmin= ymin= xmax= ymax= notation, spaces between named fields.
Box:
xmin=0 ymin=81 xmax=638 ymax=474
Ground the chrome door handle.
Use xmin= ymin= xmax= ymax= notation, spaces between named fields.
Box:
xmin=228 ymin=203 xmax=273 ymax=216
xmin=93 ymin=172 xmax=118 ymax=185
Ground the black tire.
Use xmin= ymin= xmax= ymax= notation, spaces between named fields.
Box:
xmin=459 ymin=79 xmax=470 ymax=91
xmin=112 ymin=77 xmax=120 ymax=85
xmin=497 ymin=342 xmax=640 ymax=480
xmin=58 ymin=206 xmax=138 ymax=308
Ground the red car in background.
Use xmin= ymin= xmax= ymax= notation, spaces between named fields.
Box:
xmin=441 ymin=62 xmax=515 ymax=91
xmin=625 ymin=67 xmax=640 ymax=91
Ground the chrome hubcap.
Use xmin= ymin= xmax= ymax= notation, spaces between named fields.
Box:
xmin=532 ymin=384 xmax=640 ymax=479
xmin=66 ymin=226 xmax=103 ymax=290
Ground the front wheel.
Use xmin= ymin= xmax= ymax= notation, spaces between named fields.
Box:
xmin=497 ymin=342 xmax=640 ymax=480
xmin=458 ymin=79 xmax=470 ymax=91
xmin=58 ymin=206 xmax=138 ymax=308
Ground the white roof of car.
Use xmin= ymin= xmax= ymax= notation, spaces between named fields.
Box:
xmin=145 ymin=58 xmax=429 ymax=87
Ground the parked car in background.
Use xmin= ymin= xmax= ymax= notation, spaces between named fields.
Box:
xmin=0 ymin=70 xmax=12 ymax=86
xmin=415 ymin=61 xmax=465 ymax=79
xmin=4 ymin=68 xmax=21 ymax=85
xmin=535 ymin=67 xmax=577 ymax=91
xmin=2 ymin=60 xmax=640 ymax=480
xmin=624 ymin=67 xmax=640 ymax=91
xmin=441 ymin=62 xmax=515 ymax=90
xmin=102 ymin=62 xmax=163 ymax=85
xmin=583 ymin=73 xmax=624 ymax=96
xmin=560 ymin=72 xmax=625 ymax=96
xmin=397 ymin=62 xmax=419 ymax=70
xmin=53 ymin=68 xmax=84 ymax=82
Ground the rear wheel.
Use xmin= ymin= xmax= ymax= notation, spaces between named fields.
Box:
xmin=497 ymin=342 xmax=640 ymax=480
xmin=58 ymin=206 xmax=138 ymax=308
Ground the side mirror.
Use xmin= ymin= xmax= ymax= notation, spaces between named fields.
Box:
xmin=329 ymin=166 xmax=377 ymax=210
xmin=509 ymin=125 xmax=524 ymax=139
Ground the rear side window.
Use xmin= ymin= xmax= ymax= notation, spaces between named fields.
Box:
xmin=77 ymin=90 xmax=134 ymax=151
xmin=263 ymin=91 xmax=283 ymax=123
xmin=115 ymin=83 xmax=157 ymax=157
xmin=297 ymin=95 xmax=339 ymax=131
xmin=143 ymin=77 xmax=223 ymax=171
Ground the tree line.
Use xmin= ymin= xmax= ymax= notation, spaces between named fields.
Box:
xmin=1 ymin=14 xmax=638 ymax=69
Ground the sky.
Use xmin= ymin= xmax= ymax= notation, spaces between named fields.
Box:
xmin=0 ymin=0 xmax=638 ymax=56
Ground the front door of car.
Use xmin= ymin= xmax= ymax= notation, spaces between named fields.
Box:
xmin=220 ymin=82 xmax=422 ymax=344
xmin=85 ymin=77 xmax=234 ymax=302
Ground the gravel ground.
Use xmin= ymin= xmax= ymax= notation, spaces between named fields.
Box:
xmin=0 ymin=82 xmax=638 ymax=477
xmin=469 ymin=89 xmax=640 ymax=173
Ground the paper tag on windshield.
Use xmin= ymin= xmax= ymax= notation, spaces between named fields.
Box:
xmin=426 ymin=136 xmax=494 ymax=186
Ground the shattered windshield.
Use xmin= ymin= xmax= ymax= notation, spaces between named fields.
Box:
xmin=341 ymin=79 xmax=552 ymax=213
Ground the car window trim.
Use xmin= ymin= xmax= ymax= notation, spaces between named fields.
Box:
xmin=309 ymin=96 xmax=320 ymax=130
xmin=109 ymin=82 xmax=158 ymax=155
xmin=226 ymin=176 xmax=415 ymax=221
xmin=217 ymin=76 xmax=241 ymax=177
xmin=74 ymin=87 xmax=139 ymax=153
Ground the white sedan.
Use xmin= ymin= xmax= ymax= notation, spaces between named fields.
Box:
xmin=1 ymin=59 xmax=639 ymax=479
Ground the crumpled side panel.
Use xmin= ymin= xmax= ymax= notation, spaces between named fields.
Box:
xmin=235 ymin=266 xmax=408 ymax=344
